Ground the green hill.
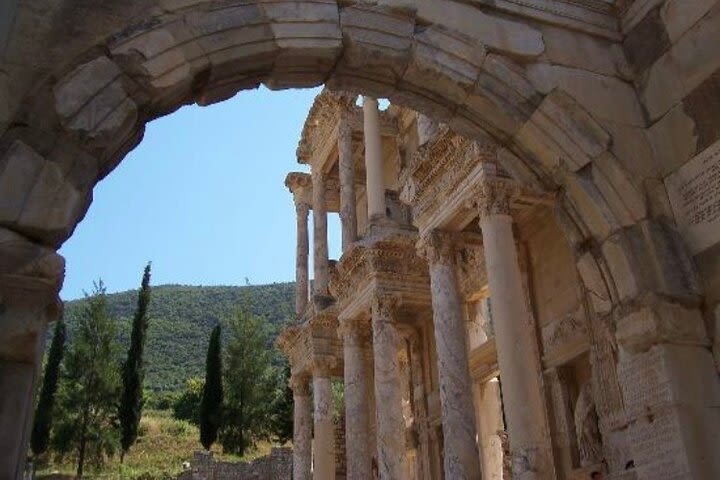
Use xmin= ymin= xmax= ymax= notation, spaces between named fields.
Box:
xmin=62 ymin=283 xmax=295 ymax=392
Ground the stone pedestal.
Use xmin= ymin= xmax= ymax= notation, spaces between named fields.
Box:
xmin=363 ymin=97 xmax=386 ymax=222
xmin=291 ymin=376 xmax=313 ymax=480
xmin=312 ymin=170 xmax=329 ymax=296
xmin=418 ymin=231 xmax=482 ymax=479
xmin=339 ymin=318 xmax=372 ymax=479
xmin=295 ymin=202 xmax=310 ymax=316
xmin=338 ymin=112 xmax=357 ymax=252
xmin=615 ymin=303 xmax=720 ymax=479
xmin=313 ymin=360 xmax=335 ymax=480
xmin=371 ymin=295 xmax=409 ymax=480
xmin=477 ymin=180 xmax=552 ymax=479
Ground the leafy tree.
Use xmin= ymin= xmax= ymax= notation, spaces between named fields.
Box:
xmin=119 ymin=262 xmax=152 ymax=461
xmin=31 ymin=318 xmax=67 ymax=455
xmin=61 ymin=283 xmax=295 ymax=392
xmin=52 ymin=281 xmax=121 ymax=478
xmin=199 ymin=325 xmax=223 ymax=450
xmin=268 ymin=360 xmax=294 ymax=444
xmin=220 ymin=309 xmax=276 ymax=454
xmin=172 ymin=377 xmax=204 ymax=424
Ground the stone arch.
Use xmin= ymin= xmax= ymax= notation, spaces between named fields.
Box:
xmin=1 ymin=1 xmax=716 ymax=479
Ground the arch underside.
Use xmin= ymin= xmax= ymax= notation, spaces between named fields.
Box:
xmin=0 ymin=1 xmax=717 ymax=479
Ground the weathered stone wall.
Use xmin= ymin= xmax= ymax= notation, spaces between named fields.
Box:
xmin=178 ymin=448 xmax=292 ymax=480
xmin=624 ymin=0 xmax=720 ymax=368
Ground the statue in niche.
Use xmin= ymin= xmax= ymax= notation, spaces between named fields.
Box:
xmin=574 ymin=381 xmax=603 ymax=467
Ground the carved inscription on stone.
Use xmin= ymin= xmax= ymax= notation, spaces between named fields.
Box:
xmin=665 ymin=139 xmax=720 ymax=254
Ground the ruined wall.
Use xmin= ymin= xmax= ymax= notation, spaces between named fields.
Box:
xmin=178 ymin=448 xmax=292 ymax=480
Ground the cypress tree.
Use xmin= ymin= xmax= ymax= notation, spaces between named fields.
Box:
xmin=199 ymin=324 xmax=223 ymax=450
xmin=30 ymin=317 xmax=66 ymax=456
xmin=119 ymin=262 xmax=152 ymax=461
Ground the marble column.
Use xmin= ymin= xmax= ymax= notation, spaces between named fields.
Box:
xmin=477 ymin=179 xmax=551 ymax=479
xmin=418 ymin=231 xmax=482 ymax=479
xmin=338 ymin=112 xmax=357 ymax=252
xmin=291 ymin=375 xmax=313 ymax=480
xmin=313 ymin=357 xmax=335 ymax=480
xmin=295 ymin=201 xmax=310 ymax=317
xmin=371 ymin=295 xmax=409 ymax=480
xmin=339 ymin=318 xmax=372 ymax=479
xmin=312 ymin=169 xmax=329 ymax=296
xmin=0 ymin=275 xmax=59 ymax=480
xmin=362 ymin=96 xmax=386 ymax=221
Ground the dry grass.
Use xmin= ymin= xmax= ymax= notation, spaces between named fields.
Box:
xmin=35 ymin=410 xmax=275 ymax=480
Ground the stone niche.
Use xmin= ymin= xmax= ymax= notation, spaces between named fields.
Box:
xmin=546 ymin=353 xmax=605 ymax=480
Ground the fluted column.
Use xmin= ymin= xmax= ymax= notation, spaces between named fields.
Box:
xmin=476 ymin=178 xmax=551 ymax=479
xmin=312 ymin=169 xmax=329 ymax=296
xmin=339 ymin=317 xmax=372 ymax=479
xmin=338 ymin=112 xmax=357 ymax=252
xmin=418 ymin=231 xmax=482 ymax=479
xmin=313 ymin=357 xmax=335 ymax=480
xmin=291 ymin=375 xmax=313 ymax=480
xmin=295 ymin=201 xmax=310 ymax=316
xmin=362 ymin=97 xmax=386 ymax=221
xmin=371 ymin=295 xmax=409 ymax=480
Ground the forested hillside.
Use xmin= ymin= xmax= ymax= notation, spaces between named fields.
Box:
xmin=62 ymin=283 xmax=295 ymax=391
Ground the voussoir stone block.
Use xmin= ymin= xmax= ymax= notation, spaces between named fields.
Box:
xmin=527 ymin=63 xmax=645 ymax=127
xmin=0 ymin=227 xmax=64 ymax=286
xmin=410 ymin=0 xmax=544 ymax=58
xmin=601 ymin=219 xmax=702 ymax=304
xmin=517 ymin=90 xmax=610 ymax=173
xmin=591 ymin=153 xmax=647 ymax=225
xmin=53 ymin=57 xmax=138 ymax=145
xmin=576 ymin=251 xmax=613 ymax=314
xmin=0 ymin=140 xmax=83 ymax=246
xmin=647 ymin=104 xmax=698 ymax=177
xmin=661 ymin=0 xmax=716 ymax=42
xmin=262 ymin=1 xmax=342 ymax=89
xmin=111 ymin=24 xmax=200 ymax=94
xmin=330 ymin=4 xmax=414 ymax=96
xmin=616 ymin=302 xmax=709 ymax=354
xmin=392 ymin=26 xmax=485 ymax=121
xmin=185 ymin=3 xmax=276 ymax=100
xmin=456 ymin=55 xmax=540 ymax=140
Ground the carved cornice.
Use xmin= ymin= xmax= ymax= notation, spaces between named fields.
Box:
xmin=330 ymin=236 xmax=429 ymax=303
xmin=400 ymin=127 xmax=499 ymax=226
xmin=275 ymin=324 xmax=303 ymax=355
xmin=297 ymin=88 xmax=356 ymax=165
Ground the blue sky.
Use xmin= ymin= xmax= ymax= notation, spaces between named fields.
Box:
xmin=59 ymin=86 xmax=342 ymax=300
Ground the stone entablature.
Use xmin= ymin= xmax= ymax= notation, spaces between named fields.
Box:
xmin=400 ymin=126 xmax=498 ymax=234
xmin=276 ymin=309 xmax=343 ymax=380
xmin=330 ymin=233 xmax=431 ymax=321
xmin=296 ymin=89 xmax=398 ymax=171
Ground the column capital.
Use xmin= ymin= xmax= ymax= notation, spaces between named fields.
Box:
xmin=312 ymin=354 xmax=337 ymax=377
xmin=295 ymin=199 xmax=310 ymax=215
xmin=474 ymin=177 xmax=516 ymax=220
xmin=416 ymin=230 xmax=457 ymax=267
xmin=338 ymin=316 xmax=371 ymax=346
xmin=371 ymin=293 xmax=400 ymax=319
xmin=290 ymin=374 xmax=312 ymax=396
